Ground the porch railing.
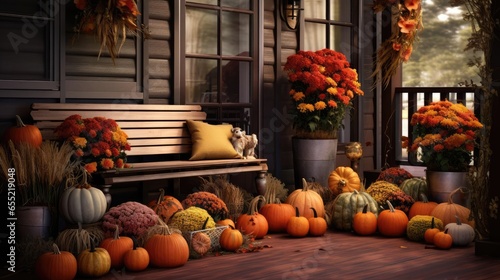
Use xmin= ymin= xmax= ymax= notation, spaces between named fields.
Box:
xmin=394 ymin=86 xmax=477 ymax=166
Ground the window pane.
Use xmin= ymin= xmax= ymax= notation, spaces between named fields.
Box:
xmin=402 ymin=0 xmax=479 ymax=86
xmin=221 ymin=0 xmax=250 ymax=9
xmin=186 ymin=7 xmax=218 ymax=55
xmin=185 ymin=58 xmax=218 ymax=103
xmin=222 ymin=60 xmax=250 ymax=103
xmin=304 ymin=22 xmax=326 ymax=51
xmin=187 ymin=0 xmax=217 ymax=5
xmin=221 ymin=11 xmax=250 ymax=56
xmin=330 ymin=25 xmax=351 ymax=58
xmin=304 ymin=0 xmax=326 ymax=19
xmin=330 ymin=0 xmax=350 ymax=22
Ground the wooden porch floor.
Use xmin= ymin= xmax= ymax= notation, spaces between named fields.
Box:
xmin=138 ymin=232 xmax=500 ymax=280
xmin=8 ymin=230 xmax=499 ymax=280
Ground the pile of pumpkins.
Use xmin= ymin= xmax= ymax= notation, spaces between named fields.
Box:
xmin=325 ymin=166 xmax=476 ymax=250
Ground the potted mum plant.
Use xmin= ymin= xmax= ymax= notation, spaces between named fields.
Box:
xmin=409 ymin=100 xmax=483 ymax=204
xmin=283 ymin=49 xmax=364 ymax=187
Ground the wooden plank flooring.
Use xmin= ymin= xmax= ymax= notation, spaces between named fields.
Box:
xmin=4 ymin=230 xmax=499 ymax=279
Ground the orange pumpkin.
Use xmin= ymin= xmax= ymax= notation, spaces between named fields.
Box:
xmin=433 ymin=228 xmax=453 ymax=249
xmin=3 ymin=115 xmax=43 ymax=147
xmin=148 ymin=188 xmax=183 ymax=222
xmin=216 ymin=218 xmax=236 ymax=228
xmin=424 ymin=217 xmax=442 ymax=244
xmin=144 ymin=224 xmax=189 ymax=268
xmin=308 ymin=207 xmax=328 ymax=236
xmin=352 ymin=204 xmax=378 ymax=236
xmin=287 ymin=207 xmax=309 ymax=237
xmin=123 ymin=237 xmax=149 ymax=272
xmin=260 ymin=202 xmax=295 ymax=233
xmin=377 ymin=200 xmax=409 ymax=237
xmin=220 ymin=225 xmax=244 ymax=252
xmin=35 ymin=244 xmax=77 ymax=280
xmin=430 ymin=188 xmax=474 ymax=227
xmin=99 ymin=225 xmax=133 ymax=269
xmin=408 ymin=194 xmax=438 ymax=220
xmin=328 ymin=166 xmax=361 ymax=196
xmin=286 ymin=178 xmax=325 ymax=219
xmin=236 ymin=195 xmax=268 ymax=239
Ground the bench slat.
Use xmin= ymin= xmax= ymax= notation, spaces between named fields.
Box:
xmin=35 ymin=121 xmax=189 ymax=129
xmin=31 ymin=110 xmax=206 ymax=121
xmin=32 ymin=103 xmax=203 ymax=111
xmin=126 ymin=145 xmax=192 ymax=156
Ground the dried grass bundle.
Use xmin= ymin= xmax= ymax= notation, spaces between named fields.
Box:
xmin=17 ymin=237 xmax=54 ymax=272
xmin=0 ymin=141 xmax=79 ymax=206
xmin=55 ymin=222 xmax=105 ymax=256
xmin=198 ymin=175 xmax=247 ymax=219
xmin=263 ymin=174 xmax=289 ymax=203
xmin=306 ymin=180 xmax=335 ymax=204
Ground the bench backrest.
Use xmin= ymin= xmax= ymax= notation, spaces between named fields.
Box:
xmin=31 ymin=103 xmax=207 ymax=157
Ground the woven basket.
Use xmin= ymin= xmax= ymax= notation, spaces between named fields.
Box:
xmin=184 ymin=225 xmax=227 ymax=258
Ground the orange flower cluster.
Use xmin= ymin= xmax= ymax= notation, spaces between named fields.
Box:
xmin=372 ymin=0 xmax=423 ymax=87
xmin=73 ymin=0 xmax=149 ymax=62
xmin=409 ymin=100 xmax=483 ymax=172
xmin=55 ymin=114 xmax=131 ymax=174
xmin=181 ymin=191 xmax=229 ymax=221
xmin=284 ymin=49 xmax=364 ymax=139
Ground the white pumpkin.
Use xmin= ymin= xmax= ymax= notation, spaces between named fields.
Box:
xmin=60 ymin=183 xmax=107 ymax=224
xmin=444 ymin=216 xmax=475 ymax=247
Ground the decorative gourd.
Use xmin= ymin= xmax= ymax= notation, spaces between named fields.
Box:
xmin=424 ymin=217 xmax=441 ymax=244
xmin=190 ymin=218 xmax=212 ymax=257
xmin=433 ymin=228 xmax=453 ymax=249
xmin=99 ymin=225 xmax=133 ymax=269
xmin=236 ymin=195 xmax=268 ymax=239
xmin=3 ymin=115 xmax=43 ymax=147
xmin=308 ymin=207 xmax=328 ymax=236
xmin=260 ymin=184 xmax=295 ymax=233
xmin=147 ymin=188 xmax=183 ymax=222
xmin=59 ymin=183 xmax=107 ymax=224
xmin=376 ymin=167 xmax=413 ymax=186
xmin=326 ymin=189 xmax=379 ymax=231
xmin=400 ymin=177 xmax=429 ymax=201
xmin=182 ymin=191 xmax=229 ymax=220
xmin=445 ymin=216 xmax=475 ymax=246
xmin=35 ymin=244 xmax=77 ymax=280
xmin=143 ymin=222 xmax=189 ymax=268
xmin=220 ymin=225 xmax=244 ymax=252
xmin=408 ymin=194 xmax=438 ymax=220
xmin=286 ymin=178 xmax=325 ymax=219
xmin=328 ymin=166 xmax=361 ymax=196
xmin=430 ymin=188 xmax=474 ymax=227
xmin=377 ymin=200 xmax=409 ymax=237
xmin=77 ymin=242 xmax=111 ymax=277
xmin=286 ymin=207 xmax=310 ymax=237
xmin=216 ymin=218 xmax=236 ymax=228
xmin=168 ymin=206 xmax=216 ymax=232
xmin=352 ymin=204 xmax=378 ymax=236
xmin=406 ymin=215 xmax=444 ymax=242
xmin=123 ymin=237 xmax=149 ymax=272
xmin=366 ymin=180 xmax=401 ymax=210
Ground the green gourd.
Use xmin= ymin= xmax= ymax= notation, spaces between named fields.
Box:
xmin=400 ymin=177 xmax=429 ymax=201
xmin=326 ymin=190 xmax=379 ymax=231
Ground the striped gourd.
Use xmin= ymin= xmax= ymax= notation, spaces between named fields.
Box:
xmin=326 ymin=190 xmax=379 ymax=231
xmin=400 ymin=177 xmax=429 ymax=201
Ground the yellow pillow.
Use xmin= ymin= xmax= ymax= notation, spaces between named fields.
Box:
xmin=186 ymin=120 xmax=242 ymax=160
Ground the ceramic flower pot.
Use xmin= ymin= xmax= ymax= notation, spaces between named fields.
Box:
xmin=292 ymin=138 xmax=338 ymax=188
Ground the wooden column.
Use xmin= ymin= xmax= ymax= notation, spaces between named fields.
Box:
xmin=475 ymin=0 xmax=500 ymax=257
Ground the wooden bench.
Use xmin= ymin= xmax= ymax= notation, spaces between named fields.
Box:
xmin=30 ymin=103 xmax=268 ymax=205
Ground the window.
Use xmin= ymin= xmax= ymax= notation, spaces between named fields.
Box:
xmin=0 ymin=0 xmax=59 ymax=90
xmin=402 ymin=0 xmax=479 ymax=87
xmin=176 ymin=0 xmax=258 ymax=130
xmin=303 ymin=0 xmax=359 ymax=143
